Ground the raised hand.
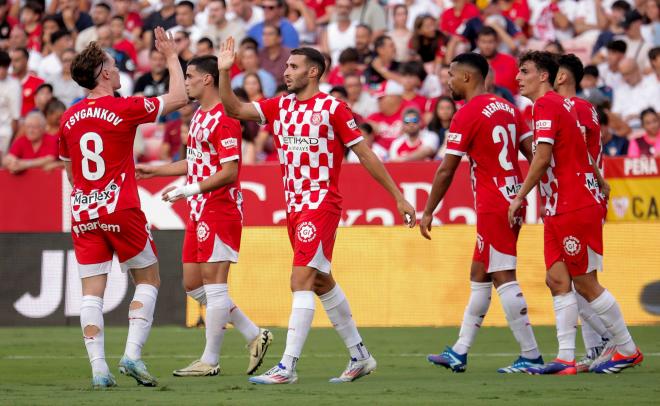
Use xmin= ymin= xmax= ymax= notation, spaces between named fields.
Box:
xmin=154 ymin=27 xmax=176 ymax=58
xmin=218 ymin=37 xmax=237 ymax=72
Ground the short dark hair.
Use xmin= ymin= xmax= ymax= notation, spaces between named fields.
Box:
xmin=177 ymin=0 xmax=195 ymax=10
xmin=452 ymin=52 xmax=489 ymax=80
xmin=611 ymin=0 xmax=631 ymax=11
xmin=36 ymin=83 xmax=53 ymax=94
xmin=290 ymin=47 xmax=326 ymax=78
xmin=71 ymin=41 xmax=107 ymax=89
xmin=518 ymin=51 xmax=559 ymax=85
xmin=112 ymin=15 xmax=125 ymax=23
xmin=558 ymin=53 xmax=584 ymax=88
xmin=649 ymin=46 xmax=660 ymax=61
xmin=51 ymin=29 xmax=71 ymax=44
xmin=263 ymin=24 xmax=281 ymax=37
xmin=240 ymin=37 xmax=258 ymax=49
xmin=641 ymin=107 xmax=657 ymax=122
xmin=45 ymin=98 xmax=66 ymax=115
xmin=338 ymin=47 xmax=360 ymax=65
xmin=374 ymin=35 xmax=391 ymax=50
xmin=606 ymin=40 xmax=627 ymax=54
xmin=400 ymin=61 xmax=427 ymax=82
xmin=356 ymin=24 xmax=372 ymax=34
xmin=23 ymin=1 xmax=43 ymax=15
xmin=188 ymin=55 xmax=219 ymax=87
xmin=12 ymin=47 xmax=30 ymax=60
xmin=211 ymin=0 xmax=227 ymax=7
xmin=477 ymin=26 xmax=498 ymax=40
xmin=0 ymin=50 xmax=10 ymax=68
xmin=197 ymin=37 xmax=214 ymax=49
xmin=330 ymin=85 xmax=348 ymax=99
xmin=596 ymin=106 xmax=608 ymax=125
xmin=95 ymin=2 xmax=111 ymax=12
xmin=584 ymin=64 xmax=599 ymax=78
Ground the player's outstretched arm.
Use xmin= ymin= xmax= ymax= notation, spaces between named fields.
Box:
xmin=350 ymin=141 xmax=416 ymax=227
xmin=419 ymin=154 xmax=461 ymax=240
xmin=154 ymin=26 xmax=188 ymax=115
xmin=162 ymin=161 xmax=238 ymax=202
xmin=217 ymin=37 xmax=263 ymax=122
xmin=508 ymin=142 xmax=552 ymax=226
xmin=136 ymin=160 xmax=187 ymax=179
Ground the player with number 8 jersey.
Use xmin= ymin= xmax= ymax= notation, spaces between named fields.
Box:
xmin=58 ymin=28 xmax=189 ymax=388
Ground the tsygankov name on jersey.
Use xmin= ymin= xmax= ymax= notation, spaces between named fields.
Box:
xmin=64 ymin=107 xmax=124 ymax=130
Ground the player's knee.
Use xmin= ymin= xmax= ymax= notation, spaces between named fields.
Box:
xmin=83 ymin=324 xmax=100 ymax=338
xmin=469 ymin=263 xmax=490 ymax=282
xmin=573 ymin=280 xmax=603 ymax=302
xmin=545 ymin=273 xmax=568 ymax=295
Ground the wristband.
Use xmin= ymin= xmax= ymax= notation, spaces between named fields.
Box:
xmin=165 ymin=183 xmax=201 ymax=200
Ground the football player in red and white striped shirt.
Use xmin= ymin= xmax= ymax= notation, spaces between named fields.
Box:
xmin=218 ymin=37 xmax=416 ymax=385
xmin=136 ymin=55 xmax=273 ymax=378
xmin=59 ymin=27 xmax=188 ymax=388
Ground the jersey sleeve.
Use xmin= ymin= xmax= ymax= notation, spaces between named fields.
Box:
xmin=58 ymin=131 xmax=70 ymax=161
xmin=445 ymin=109 xmax=474 ymax=156
xmin=515 ymin=108 xmax=533 ymax=143
xmin=213 ymin=116 xmax=242 ymax=164
xmin=122 ymin=95 xmax=164 ymax=125
xmin=330 ymin=101 xmax=363 ymax=147
xmin=532 ymin=98 xmax=557 ymax=145
xmin=252 ymin=96 xmax=281 ymax=126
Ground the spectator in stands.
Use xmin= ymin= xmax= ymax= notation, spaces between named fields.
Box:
xmin=592 ymin=0 xmax=631 ymax=55
xmin=530 ymin=0 xmax=577 ymax=42
xmin=485 ymin=67 xmax=516 ymax=104
xmin=97 ymin=26 xmax=135 ymax=95
xmin=134 ymin=49 xmax=168 ymax=97
xmin=56 ymin=0 xmax=93 ymax=36
xmin=628 ymin=108 xmax=660 ymax=157
xmin=400 ymin=61 xmax=431 ymax=121
xmin=597 ymin=39 xmax=626 ymax=88
xmin=327 ymin=47 xmax=362 ymax=87
xmin=2 ymin=111 xmax=58 ymax=173
xmin=349 ymin=0 xmax=387 ymax=38
xmin=0 ymin=0 xmax=16 ymax=48
xmin=355 ymin=24 xmax=374 ymax=67
xmin=579 ymin=64 xmax=610 ymax=106
xmin=497 ymin=0 xmax=530 ymax=32
xmin=204 ymin=0 xmax=246 ymax=50
xmin=111 ymin=16 xmax=138 ymax=65
xmin=10 ymin=47 xmax=43 ymax=117
xmin=320 ymin=0 xmax=357 ymax=65
xmin=168 ymin=1 xmax=203 ymax=53
xmin=33 ymin=83 xmax=53 ymax=115
xmin=20 ymin=1 xmax=42 ymax=51
xmin=544 ymin=39 xmax=565 ymax=54
xmin=612 ymin=58 xmax=660 ymax=127
xmin=174 ymin=30 xmax=194 ymax=70
xmin=419 ymin=62 xmax=446 ymax=98
xmin=619 ymin=10 xmax=653 ymax=71
xmin=247 ymin=0 xmax=299 ymax=49
xmin=285 ymin=0 xmax=316 ymax=45
xmin=461 ymin=1 xmax=522 ymax=54
xmin=304 ymin=0 xmax=333 ymax=26
xmin=241 ymin=72 xmax=266 ymax=102
xmin=37 ymin=29 xmax=72 ymax=84
xmin=231 ymin=46 xmax=276 ymax=97
xmin=649 ymin=47 xmax=660 ymax=84
xmin=113 ymin=0 xmax=143 ymax=45
xmin=258 ymin=24 xmax=291 ymax=86
xmin=74 ymin=2 xmax=111 ymax=52
xmin=195 ymin=37 xmax=215 ymax=57
xmin=228 ymin=0 xmax=264 ymax=31
xmin=389 ymin=107 xmax=438 ymax=162
xmin=7 ymin=26 xmax=41 ymax=72
xmin=52 ymin=48 xmax=85 ymax=106
xmin=368 ymin=80 xmax=406 ymax=148
xmin=43 ymin=98 xmax=65 ymax=137
xmin=441 ymin=0 xmax=480 ymax=36
xmin=641 ymin=0 xmax=659 ymax=45
xmin=0 ymin=49 xmax=19 ymax=159
xmin=344 ymin=73 xmax=378 ymax=117
xmin=142 ymin=0 xmax=177 ymax=48
xmin=387 ymin=4 xmax=412 ymax=63
xmin=39 ymin=15 xmax=63 ymax=58
xmin=572 ymin=0 xmax=608 ymax=40
xmin=477 ymin=26 xmax=519 ymax=95
xmin=599 ymin=106 xmax=629 ymax=156
xmin=346 ymin=122 xmax=388 ymax=162
xmin=427 ymin=95 xmax=456 ymax=159
xmin=409 ymin=14 xmax=451 ymax=66
xmin=364 ymin=35 xmax=402 ymax=88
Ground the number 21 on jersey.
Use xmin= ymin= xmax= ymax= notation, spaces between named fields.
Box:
xmin=492 ymin=124 xmax=517 ymax=171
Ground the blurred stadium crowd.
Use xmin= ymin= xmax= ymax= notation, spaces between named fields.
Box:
xmin=0 ymin=0 xmax=658 ymax=174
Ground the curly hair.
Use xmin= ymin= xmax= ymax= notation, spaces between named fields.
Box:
xmin=71 ymin=42 xmax=107 ymax=90
xmin=518 ymin=51 xmax=559 ymax=86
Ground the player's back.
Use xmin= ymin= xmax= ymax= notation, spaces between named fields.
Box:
xmin=60 ymin=95 xmax=163 ymax=221
xmin=571 ymin=96 xmax=602 ymax=170
xmin=532 ymin=91 xmax=599 ymax=216
xmin=445 ymin=94 xmax=530 ymax=213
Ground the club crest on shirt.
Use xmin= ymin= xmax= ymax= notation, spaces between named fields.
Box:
xmin=296 ymin=221 xmax=317 ymax=243
xmin=197 ymin=221 xmax=211 ymax=242
xmin=144 ymin=98 xmax=156 ymax=113
xmin=563 ymin=236 xmax=581 ymax=256
xmin=310 ymin=112 xmax=323 ymax=126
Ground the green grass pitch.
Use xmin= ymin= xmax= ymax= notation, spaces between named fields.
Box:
xmin=0 ymin=326 xmax=658 ymax=405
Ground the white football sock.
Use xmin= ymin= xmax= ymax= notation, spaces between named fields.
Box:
xmin=453 ymin=281 xmax=492 ymax=355
xmin=281 ymin=291 xmax=315 ymax=371
xmin=229 ymin=301 xmax=260 ymax=343
xmin=575 ymin=290 xmax=611 ymax=351
xmin=589 ymin=290 xmax=637 ymax=356
xmin=319 ymin=284 xmax=369 ymax=360
xmin=81 ymin=295 xmax=109 ymax=375
xmin=553 ymin=292 xmax=578 ymax=362
xmin=187 ymin=286 xmax=207 ymax=305
xmin=200 ymin=284 xmax=231 ymax=366
xmin=496 ymin=281 xmax=540 ymax=359
xmin=124 ymin=284 xmax=158 ymax=360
